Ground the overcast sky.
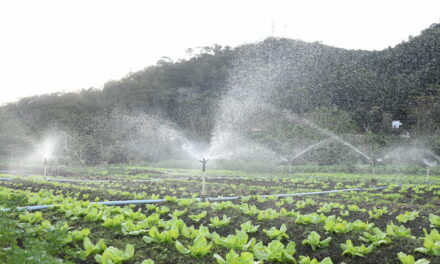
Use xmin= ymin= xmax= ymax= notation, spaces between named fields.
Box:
xmin=1 ymin=0 xmax=439 ymax=104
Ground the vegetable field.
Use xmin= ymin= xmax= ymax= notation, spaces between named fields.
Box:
xmin=1 ymin=167 xmax=440 ymax=264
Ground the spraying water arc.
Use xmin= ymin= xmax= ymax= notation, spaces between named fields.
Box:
xmin=284 ymin=139 xmax=332 ymax=177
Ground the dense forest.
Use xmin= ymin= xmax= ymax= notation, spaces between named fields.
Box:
xmin=1 ymin=23 xmax=440 ymax=165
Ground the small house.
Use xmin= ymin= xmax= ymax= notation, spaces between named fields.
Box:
xmin=392 ymin=120 xmax=402 ymax=129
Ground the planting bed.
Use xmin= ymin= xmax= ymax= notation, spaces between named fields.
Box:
xmin=1 ymin=167 xmax=440 ymax=264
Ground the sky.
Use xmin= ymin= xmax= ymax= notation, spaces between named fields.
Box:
xmin=0 ymin=0 xmax=439 ymax=105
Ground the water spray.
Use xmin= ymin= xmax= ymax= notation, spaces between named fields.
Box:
xmin=199 ymin=158 xmax=209 ymax=198
xmin=284 ymin=139 xmax=331 ymax=177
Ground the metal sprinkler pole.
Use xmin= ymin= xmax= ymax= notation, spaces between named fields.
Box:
xmin=371 ymin=158 xmax=376 ymax=176
xmin=202 ymin=171 xmax=206 ymax=196
xmin=44 ymin=158 xmax=47 ymax=177
xmin=288 ymin=161 xmax=292 ymax=178
xmin=426 ymin=167 xmax=430 ymax=183
xmin=199 ymin=159 xmax=208 ymax=198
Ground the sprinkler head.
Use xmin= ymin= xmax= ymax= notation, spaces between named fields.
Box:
xmin=199 ymin=158 xmax=209 ymax=172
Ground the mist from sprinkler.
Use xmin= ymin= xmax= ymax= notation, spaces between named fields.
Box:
xmin=34 ymin=136 xmax=58 ymax=177
xmin=282 ymin=139 xmax=331 ymax=177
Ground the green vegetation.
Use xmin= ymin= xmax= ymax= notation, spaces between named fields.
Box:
xmin=301 ymin=231 xmax=332 ymax=251
xmin=0 ymin=168 xmax=440 ymax=263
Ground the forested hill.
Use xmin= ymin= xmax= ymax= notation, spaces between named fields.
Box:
xmin=1 ymin=23 xmax=440 ymax=162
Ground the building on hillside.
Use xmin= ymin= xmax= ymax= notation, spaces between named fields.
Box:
xmin=392 ymin=120 xmax=402 ymax=129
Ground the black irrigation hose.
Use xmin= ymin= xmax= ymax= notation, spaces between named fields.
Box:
xmin=5 ymin=185 xmax=388 ymax=211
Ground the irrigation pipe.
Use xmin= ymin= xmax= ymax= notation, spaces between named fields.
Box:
xmin=0 ymin=178 xmax=13 ymax=181
xmin=5 ymin=185 xmax=388 ymax=212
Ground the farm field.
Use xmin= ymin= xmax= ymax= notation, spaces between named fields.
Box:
xmin=1 ymin=167 xmax=440 ymax=264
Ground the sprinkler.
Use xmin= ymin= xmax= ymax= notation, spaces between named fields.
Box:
xmin=199 ymin=158 xmax=209 ymax=197
xmin=288 ymin=160 xmax=292 ymax=178
xmin=44 ymin=157 xmax=47 ymax=177
xmin=423 ymin=159 xmax=437 ymax=183
xmin=370 ymin=157 xmax=384 ymax=178
xmin=370 ymin=158 xmax=377 ymax=175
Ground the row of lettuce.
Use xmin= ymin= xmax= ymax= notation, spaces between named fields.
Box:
xmin=1 ymin=183 xmax=440 ymax=263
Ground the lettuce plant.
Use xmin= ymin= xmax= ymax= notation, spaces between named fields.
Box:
xmin=143 ymin=225 xmax=179 ymax=244
xmin=368 ymin=206 xmax=388 ymax=219
xmin=295 ymin=213 xmax=326 ymax=225
xmin=181 ymin=224 xmax=211 ymax=239
xmin=121 ymin=219 xmax=148 ymax=235
xmin=429 ymin=214 xmax=440 ymax=228
xmin=241 ymin=204 xmax=260 ymax=216
xmin=339 ymin=210 xmax=349 ymax=217
xmin=386 ymin=223 xmax=415 ymax=239
xmin=197 ymin=200 xmax=211 ymax=208
xmin=347 ymin=204 xmax=360 ymax=212
xmin=164 ymin=195 xmax=178 ymax=203
xmin=70 ymin=228 xmax=90 ymax=241
xmin=189 ymin=211 xmax=207 ymax=222
xmin=396 ymin=211 xmax=419 ymax=223
xmin=102 ymin=214 xmax=125 ymax=228
xmin=298 ymin=256 xmax=333 ymax=264
xmin=155 ymin=206 xmax=170 ymax=215
xmin=146 ymin=204 xmax=157 ymax=211
xmin=397 ymin=252 xmax=430 ymax=264
xmin=253 ymin=240 xmax=296 ymax=263
xmin=415 ymin=229 xmax=440 ymax=256
xmin=18 ymin=211 xmax=43 ymax=224
xmin=280 ymin=208 xmax=299 ymax=218
xmin=340 ymin=239 xmax=374 ymax=257
xmin=258 ymin=208 xmax=280 ymax=221
xmin=175 ymin=234 xmax=213 ymax=257
xmin=317 ymin=204 xmax=332 ymax=213
xmin=158 ymin=216 xmax=185 ymax=230
xmin=324 ymin=216 xmax=352 ymax=234
xmin=211 ymin=201 xmax=237 ymax=210
xmin=296 ymin=200 xmax=307 ymax=209
xmin=209 ymin=215 xmax=231 ymax=228
xmin=212 ymin=230 xmax=256 ymax=251
xmin=84 ymin=208 xmax=104 ymax=222
xmin=240 ymin=221 xmax=260 ymax=233
xmin=275 ymin=200 xmax=285 ymax=207
xmin=214 ymin=249 xmax=260 ymax=264
xmin=79 ymin=237 xmax=107 ymax=260
xmin=94 ymin=244 xmax=135 ymax=264
xmin=352 ymin=220 xmax=374 ymax=232
xmin=302 ymin=231 xmax=332 ymax=251
xmin=177 ymin=198 xmax=196 ymax=207
xmin=359 ymin=227 xmax=391 ymax=246
xmin=170 ymin=208 xmax=188 ymax=218
xmin=121 ymin=208 xmax=146 ymax=221
xmin=263 ymin=224 xmax=289 ymax=240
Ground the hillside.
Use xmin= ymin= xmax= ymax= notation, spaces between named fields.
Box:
xmin=1 ymin=23 xmax=439 ymax=163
